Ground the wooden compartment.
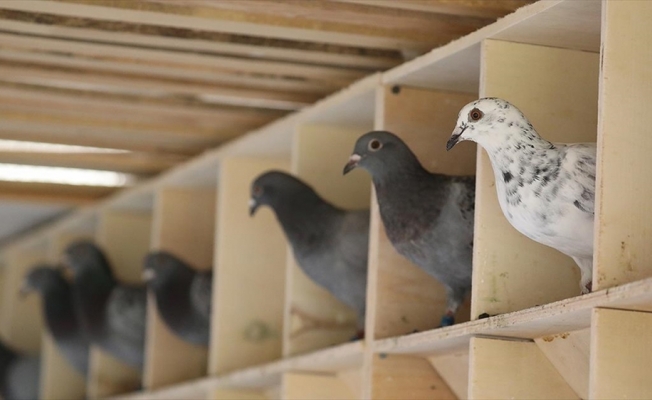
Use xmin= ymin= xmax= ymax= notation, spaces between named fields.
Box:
xmin=40 ymin=217 xmax=97 ymax=400
xmin=473 ymin=39 xmax=600 ymax=318
xmin=283 ymin=77 xmax=377 ymax=356
xmin=211 ymin=156 xmax=290 ymax=375
xmin=367 ymin=84 xmax=476 ymax=342
xmin=89 ymin=199 xmax=153 ymax=399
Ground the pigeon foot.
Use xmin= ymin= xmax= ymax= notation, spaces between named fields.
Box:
xmin=440 ymin=311 xmax=455 ymax=327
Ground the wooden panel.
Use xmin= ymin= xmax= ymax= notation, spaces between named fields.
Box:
xmin=370 ymin=85 xmax=475 ymax=339
xmin=474 ymin=39 xmax=599 ymax=318
xmin=590 ymin=308 xmax=652 ymax=399
xmin=1 ymin=243 xmax=48 ymax=352
xmin=91 ymin=210 xmax=153 ymax=397
xmin=594 ymin=0 xmax=652 ymax=289
xmin=469 ymin=337 xmax=578 ymax=399
xmin=282 ymin=372 xmax=357 ymax=400
xmin=334 ymin=0 xmax=533 ymax=18
xmin=371 ymin=353 xmax=456 ymax=400
xmin=144 ymin=189 xmax=216 ymax=389
xmin=211 ymin=157 xmax=290 ymax=375
xmin=40 ymin=332 xmax=86 ymax=400
xmin=429 ymin=351 xmax=469 ymax=399
xmin=212 ymin=389 xmax=267 ymax=400
xmin=286 ymin=124 xmax=371 ymax=356
xmin=535 ymin=328 xmax=590 ymax=399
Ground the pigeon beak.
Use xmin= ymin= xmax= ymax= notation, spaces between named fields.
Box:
xmin=343 ymin=154 xmax=361 ymax=175
xmin=249 ymin=197 xmax=260 ymax=216
xmin=142 ymin=268 xmax=155 ymax=283
xmin=446 ymin=126 xmax=467 ymax=151
xmin=18 ymin=282 xmax=32 ymax=298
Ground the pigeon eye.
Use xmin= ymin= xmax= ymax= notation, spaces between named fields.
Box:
xmin=469 ymin=108 xmax=483 ymax=121
xmin=368 ymin=139 xmax=382 ymax=152
xmin=252 ymin=185 xmax=263 ymax=197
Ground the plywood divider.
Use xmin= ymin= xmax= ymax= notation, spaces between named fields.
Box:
xmin=369 ymin=85 xmax=476 ymax=340
xmin=469 ymin=337 xmax=578 ymax=399
xmin=474 ymin=39 xmax=599 ymax=319
xmin=41 ymin=230 xmax=96 ymax=400
xmin=594 ymin=0 xmax=652 ymax=290
xmin=145 ymin=188 xmax=216 ymax=390
xmin=211 ymin=389 xmax=268 ymax=400
xmin=429 ymin=351 xmax=470 ymax=399
xmin=371 ymin=353 xmax=456 ymax=400
xmin=589 ymin=308 xmax=652 ymax=399
xmin=285 ymin=124 xmax=371 ymax=356
xmin=535 ymin=328 xmax=590 ymax=399
xmin=211 ymin=157 xmax=290 ymax=375
xmin=1 ymin=242 xmax=48 ymax=352
xmin=281 ymin=372 xmax=358 ymax=400
xmin=90 ymin=209 xmax=153 ymax=398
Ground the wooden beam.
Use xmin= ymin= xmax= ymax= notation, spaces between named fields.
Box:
xmin=332 ymin=0 xmax=534 ymax=19
xmin=0 ymin=151 xmax=185 ymax=175
xmin=0 ymin=181 xmax=116 ymax=206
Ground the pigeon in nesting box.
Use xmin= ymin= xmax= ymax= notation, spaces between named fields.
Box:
xmin=345 ymin=131 xmax=475 ymax=327
xmin=64 ymin=241 xmax=147 ymax=369
xmin=21 ymin=265 xmax=90 ymax=376
xmin=143 ymin=251 xmax=212 ymax=347
xmin=0 ymin=340 xmax=40 ymax=400
xmin=447 ymin=98 xmax=595 ymax=294
xmin=250 ymin=171 xmax=369 ymax=338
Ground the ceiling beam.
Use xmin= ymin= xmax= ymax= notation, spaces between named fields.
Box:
xmin=331 ymin=0 xmax=535 ymax=19
xmin=0 ymin=181 xmax=116 ymax=206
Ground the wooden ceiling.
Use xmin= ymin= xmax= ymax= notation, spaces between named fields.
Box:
xmin=0 ymin=0 xmax=532 ymax=205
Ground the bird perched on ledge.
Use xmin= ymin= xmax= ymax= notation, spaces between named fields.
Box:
xmin=143 ymin=251 xmax=212 ymax=347
xmin=345 ymin=131 xmax=475 ymax=327
xmin=446 ymin=97 xmax=595 ymax=294
xmin=250 ymin=171 xmax=369 ymax=338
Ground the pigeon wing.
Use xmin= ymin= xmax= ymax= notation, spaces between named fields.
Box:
xmin=190 ymin=272 xmax=213 ymax=321
xmin=561 ymin=143 xmax=596 ymax=215
xmin=106 ymin=285 xmax=147 ymax=346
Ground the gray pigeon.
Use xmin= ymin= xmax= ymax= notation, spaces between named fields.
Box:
xmin=447 ymin=98 xmax=595 ymax=294
xmin=250 ymin=171 xmax=369 ymax=337
xmin=345 ymin=131 xmax=474 ymax=326
xmin=64 ymin=241 xmax=146 ymax=369
xmin=21 ymin=265 xmax=90 ymax=376
xmin=143 ymin=252 xmax=212 ymax=347
xmin=0 ymin=339 xmax=40 ymax=400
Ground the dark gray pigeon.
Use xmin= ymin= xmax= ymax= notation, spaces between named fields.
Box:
xmin=447 ymin=98 xmax=595 ymax=294
xmin=64 ymin=241 xmax=146 ymax=369
xmin=142 ymin=252 xmax=212 ymax=347
xmin=0 ymin=339 xmax=40 ymax=400
xmin=21 ymin=265 xmax=90 ymax=376
xmin=250 ymin=171 xmax=369 ymax=337
xmin=344 ymin=131 xmax=475 ymax=326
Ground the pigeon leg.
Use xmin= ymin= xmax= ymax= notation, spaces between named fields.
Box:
xmin=572 ymin=256 xmax=593 ymax=295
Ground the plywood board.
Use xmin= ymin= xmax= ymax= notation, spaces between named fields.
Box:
xmin=211 ymin=157 xmax=290 ymax=374
xmin=589 ymin=308 xmax=652 ymax=399
xmin=212 ymin=389 xmax=267 ymax=400
xmin=371 ymin=353 xmax=456 ymax=400
xmin=474 ymin=40 xmax=599 ymax=319
xmin=429 ymin=351 xmax=470 ymax=399
xmin=535 ymin=328 xmax=590 ymax=399
xmin=40 ymin=332 xmax=86 ymax=400
xmin=282 ymin=372 xmax=357 ymax=400
xmin=286 ymin=124 xmax=372 ymax=356
xmin=370 ymin=86 xmax=476 ymax=340
xmin=469 ymin=337 xmax=578 ymax=399
xmin=145 ymin=188 xmax=216 ymax=389
xmin=88 ymin=348 xmax=142 ymax=399
xmin=594 ymin=0 xmax=652 ymax=290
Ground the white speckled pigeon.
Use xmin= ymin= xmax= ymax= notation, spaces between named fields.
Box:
xmin=64 ymin=241 xmax=146 ymax=369
xmin=250 ymin=171 xmax=369 ymax=337
xmin=345 ymin=131 xmax=474 ymax=326
xmin=0 ymin=339 xmax=40 ymax=400
xmin=143 ymin=251 xmax=212 ymax=347
xmin=21 ymin=265 xmax=90 ymax=376
xmin=447 ymin=98 xmax=595 ymax=294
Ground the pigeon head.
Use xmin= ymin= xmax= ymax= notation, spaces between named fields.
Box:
xmin=20 ymin=266 xmax=65 ymax=298
xmin=142 ymin=251 xmax=192 ymax=290
xmin=249 ymin=171 xmax=319 ymax=216
xmin=63 ymin=241 xmax=113 ymax=279
xmin=344 ymin=130 xmax=421 ymax=179
xmin=447 ymin=98 xmax=540 ymax=152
